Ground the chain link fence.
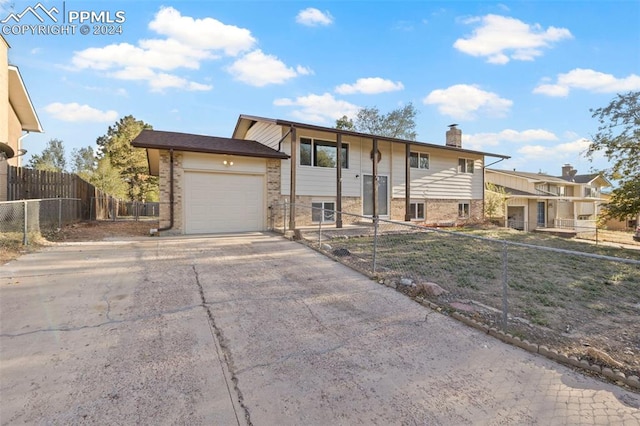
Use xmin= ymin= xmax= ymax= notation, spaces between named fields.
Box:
xmin=1 ymin=198 xmax=82 ymax=245
xmin=270 ymin=202 xmax=640 ymax=378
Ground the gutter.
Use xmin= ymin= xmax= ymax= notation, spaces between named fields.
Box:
xmin=158 ymin=149 xmax=174 ymax=232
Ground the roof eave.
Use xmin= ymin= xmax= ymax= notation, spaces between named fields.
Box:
xmin=235 ymin=115 xmax=510 ymax=159
xmin=7 ymin=65 xmax=43 ymax=133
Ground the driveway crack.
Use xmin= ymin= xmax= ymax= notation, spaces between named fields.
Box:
xmin=191 ymin=265 xmax=250 ymax=426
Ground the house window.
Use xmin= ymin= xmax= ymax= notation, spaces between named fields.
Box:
xmin=410 ymin=152 xmax=429 ymax=169
xmin=584 ymin=187 xmax=596 ymax=197
xmin=300 ymin=137 xmax=348 ymax=169
xmin=312 ymin=201 xmax=335 ymax=223
xmin=409 ymin=202 xmax=425 ymax=220
xmin=458 ymin=158 xmax=474 ymax=174
xmin=458 ymin=202 xmax=470 ymax=219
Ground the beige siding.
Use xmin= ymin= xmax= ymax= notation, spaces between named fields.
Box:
xmin=182 ymin=152 xmax=266 ymax=174
xmin=487 ymin=171 xmax=537 ymax=194
xmin=391 ymin=144 xmax=483 ymax=199
xmin=245 ymin=121 xmax=282 ymax=150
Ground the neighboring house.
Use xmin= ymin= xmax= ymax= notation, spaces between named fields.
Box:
xmin=0 ymin=35 xmax=43 ymax=201
xmin=486 ymin=165 xmax=611 ymax=232
xmin=600 ymin=193 xmax=639 ymax=231
xmin=133 ymin=115 xmax=509 ymax=235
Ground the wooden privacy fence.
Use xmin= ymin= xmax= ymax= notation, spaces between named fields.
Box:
xmin=6 ymin=166 xmax=115 ymax=220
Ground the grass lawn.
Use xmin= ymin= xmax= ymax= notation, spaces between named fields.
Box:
xmin=314 ymin=226 xmax=640 ymax=377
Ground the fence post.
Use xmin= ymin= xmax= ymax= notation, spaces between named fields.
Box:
xmin=501 ymin=241 xmax=509 ymax=330
xmin=318 ymin=207 xmax=323 ymax=246
xmin=23 ymin=200 xmax=28 ymax=245
xmin=372 ymin=217 xmax=379 ymax=274
xmin=58 ymin=198 xmax=62 ymax=229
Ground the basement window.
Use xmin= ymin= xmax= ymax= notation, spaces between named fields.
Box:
xmin=312 ymin=202 xmax=335 ymax=223
xmin=458 ymin=202 xmax=470 ymax=219
xmin=409 ymin=202 xmax=425 ymax=220
xmin=300 ymin=138 xmax=348 ymax=169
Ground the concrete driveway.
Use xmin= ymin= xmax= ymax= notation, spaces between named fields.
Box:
xmin=1 ymin=233 xmax=639 ymax=425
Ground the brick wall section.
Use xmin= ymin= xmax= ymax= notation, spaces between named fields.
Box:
xmin=421 ymin=198 xmax=484 ymax=226
xmin=159 ymin=151 xmax=184 ymax=235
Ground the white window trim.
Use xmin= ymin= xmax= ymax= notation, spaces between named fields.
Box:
xmin=409 ymin=201 xmax=425 ymax=220
xmin=311 ymin=201 xmax=336 ymax=223
xmin=458 ymin=201 xmax=470 ymax=219
xmin=458 ymin=158 xmax=475 ymax=174
xmin=410 ymin=152 xmax=429 ymax=169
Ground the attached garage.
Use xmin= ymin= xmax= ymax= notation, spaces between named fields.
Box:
xmin=184 ymin=172 xmax=264 ymax=234
xmin=132 ymin=129 xmax=289 ymax=235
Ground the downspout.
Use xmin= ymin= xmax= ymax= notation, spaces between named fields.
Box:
xmin=16 ymin=132 xmax=30 ymax=166
xmin=159 ymin=149 xmax=174 ymax=232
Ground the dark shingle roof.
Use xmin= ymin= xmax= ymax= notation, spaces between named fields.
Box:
xmin=558 ymin=173 xmax=600 ymax=184
xmin=132 ymin=129 xmax=289 ymax=159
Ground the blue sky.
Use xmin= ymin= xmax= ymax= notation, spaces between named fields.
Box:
xmin=2 ymin=0 xmax=639 ymax=177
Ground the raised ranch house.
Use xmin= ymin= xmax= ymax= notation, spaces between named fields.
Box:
xmin=485 ymin=165 xmax=611 ymax=233
xmin=0 ymin=35 xmax=43 ymax=201
xmin=132 ymin=115 xmax=509 ymax=235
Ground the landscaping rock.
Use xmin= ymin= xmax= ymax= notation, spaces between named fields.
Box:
xmin=399 ymin=278 xmax=413 ymax=287
xmin=417 ymin=282 xmax=448 ymax=297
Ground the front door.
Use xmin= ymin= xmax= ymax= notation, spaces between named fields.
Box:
xmin=537 ymin=201 xmax=546 ymax=228
xmin=363 ymin=175 xmax=388 ymax=216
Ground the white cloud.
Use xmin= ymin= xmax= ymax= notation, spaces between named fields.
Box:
xmin=109 ymin=67 xmax=212 ymax=92
xmin=274 ymin=93 xmax=360 ymax=124
xmin=335 ymin=77 xmax=404 ymax=95
xmin=454 ymin=14 xmax=572 ymax=64
xmin=228 ymin=50 xmax=309 ymax=87
xmin=71 ymin=6 xmax=255 ymax=92
xmin=464 ymin=129 xmax=558 ymax=150
xmin=517 ymin=145 xmax=548 ymax=158
xmin=296 ymin=8 xmax=333 ymax=26
xmin=423 ymin=84 xmax=512 ymax=120
xmin=534 ymin=68 xmax=640 ymax=97
xmin=555 ymin=138 xmax=591 ymax=154
xmin=148 ymin=6 xmax=256 ymax=55
xmin=518 ymin=138 xmax=591 ymax=160
xmin=44 ymin=103 xmax=118 ymax=122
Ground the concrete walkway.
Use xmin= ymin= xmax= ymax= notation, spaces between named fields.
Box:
xmin=1 ymin=233 xmax=639 ymax=425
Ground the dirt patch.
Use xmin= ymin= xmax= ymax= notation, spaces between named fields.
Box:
xmin=1 ymin=221 xmax=159 ymax=266
xmin=43 ymin=220 xmax=159 ymax=242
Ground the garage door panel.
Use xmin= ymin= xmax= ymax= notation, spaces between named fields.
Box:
xmin=185 ymin=172 xmax=265 ymax=234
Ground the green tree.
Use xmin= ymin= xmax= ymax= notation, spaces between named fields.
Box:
xmin=28 ymin=138 xmax=67 ymax=172
xmin=335 ymin=115 xmax=355 ymax=131
xmin=336 ymin=103 xmax=418 ymax=140
xmin=96 ymin=115 xmax=156 ymax=201
xmin=90 ymin=156 xmax=128 ymax=200
xmin=71 ymin=146 xmax=96 ymax=181
xmin=587 ymin=91 xmax=640 ymax=220
xmin=485 ymin=182 xmax=508 ymax=222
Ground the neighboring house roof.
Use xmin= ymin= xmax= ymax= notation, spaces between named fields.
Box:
xmin=233 ymin=114 xmax=511 ymax=160
xmin=7 ymin=65 xmax=43 ymax=133
xmin=558 ymin=173 xmax=611 ymax=187
xmin=132 ymin=129 xmax=290 ymax=176
xmin=487 ymin=183 xmax=538 ymax=197
xmin=487 ymin=168 xmax=573 ymax=185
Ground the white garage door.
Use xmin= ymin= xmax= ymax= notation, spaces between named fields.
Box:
xmin=184 ymin=172 xmax=265 ymax=234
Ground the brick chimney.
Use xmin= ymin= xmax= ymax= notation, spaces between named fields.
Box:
xmin=562 ymin=164 xmax=574 ymax=178
xmin=562 ymin=164 xmax=578 ymax=181
xmin=446 ymin=124 xmax=462 ymax=148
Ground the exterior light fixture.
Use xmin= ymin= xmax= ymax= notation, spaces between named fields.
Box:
xmin=223 ymin=160 xmax=234 ymax=166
